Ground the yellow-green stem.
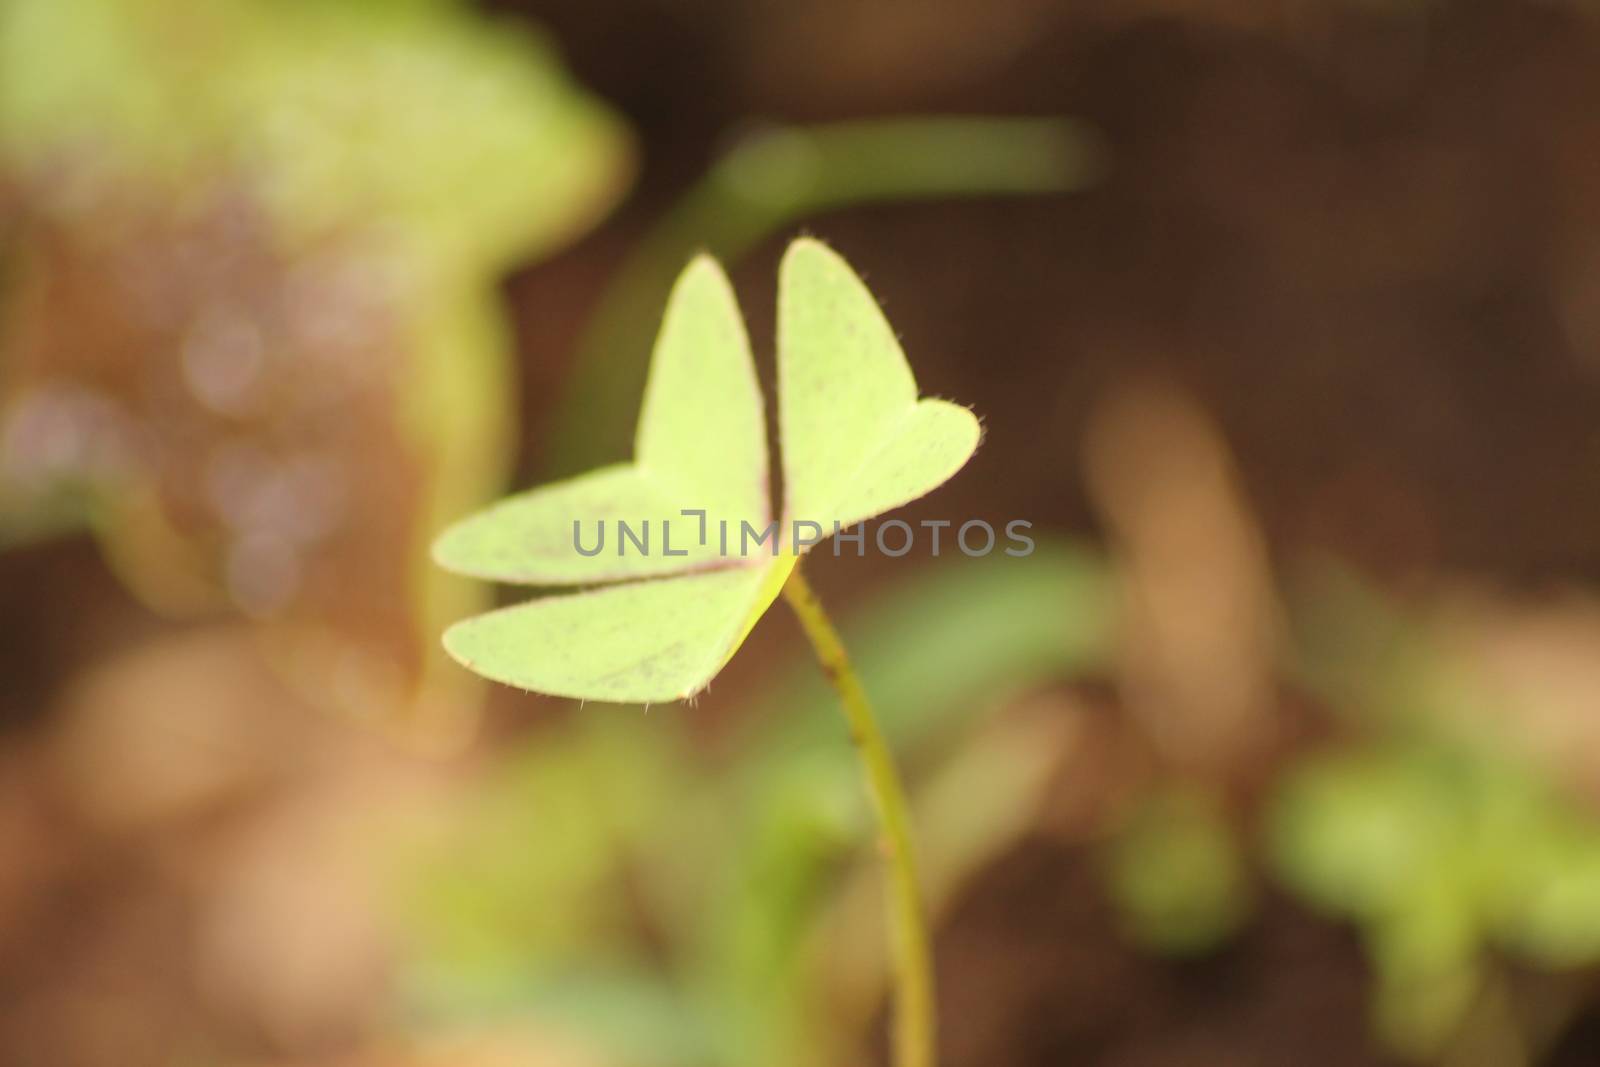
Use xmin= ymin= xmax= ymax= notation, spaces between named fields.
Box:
xmin=781 ymin=565 xmax=936 ymax=1067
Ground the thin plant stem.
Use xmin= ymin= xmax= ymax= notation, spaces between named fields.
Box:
xmin=781 ymin=564 xmax=936 ymax=1067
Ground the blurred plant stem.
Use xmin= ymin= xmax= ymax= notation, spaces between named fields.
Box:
xmin=546 ymin=116 xmax=1102 ymax=477
xmin=781 ymin=564 xmax=936 ymax=1067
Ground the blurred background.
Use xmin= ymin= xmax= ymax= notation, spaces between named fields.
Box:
xmin=5 ymin=1 xmax=1600 ymax=1065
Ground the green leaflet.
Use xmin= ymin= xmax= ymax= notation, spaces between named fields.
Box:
xmin=433 ymin=257 xmax=768 ymax=585
xmin=778 ymin=240 xmax=982 ymax=533
xmin=435 ymin=239 xmax=980 ymax=703
xmin=443 ymin=561 xmax=796 ymax=704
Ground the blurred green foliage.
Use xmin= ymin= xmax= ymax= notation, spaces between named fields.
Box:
xmin=1105 ymin=785 xmax=1250 ymax=955
xmin=0 ymin=0 xmax=629 ymax=727
xmin=0 ymin=0 xmax=626 ymax=270
xmin=1272 ymin=738 xmax=1600 ymax=1057
xmin=1103 ymin=564 xmax=1600 ymax=1060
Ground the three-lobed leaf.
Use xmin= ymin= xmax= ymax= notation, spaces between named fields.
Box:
xmin=435 ymin=239 xmax=980 ymax=703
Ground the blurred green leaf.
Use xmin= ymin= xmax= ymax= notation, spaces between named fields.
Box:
xmin=0 ymin=0 xmax=629 ymax=273
xmin=547 ymin=116 xmax=1104 ymax=475
xmin=741 ymin=541 xmax=1114 ymax=762
xmin=410 ymin=966 xmax=717 ymax=1067
xmin=1491 ymin=807 xmax=1600 ymax=969
xmin=1366 ymin=888 xmax=1482 ymax=1060
xmin=1269 ymin=730 xmax=1600 ymax=1056
xmin=1104 ymin=785 xmax=1250 ymax=956
xmin=1271 ymin=747 xmax=1471 ymax=921
xmin=399 ymin=711 xmax=704 ymax=980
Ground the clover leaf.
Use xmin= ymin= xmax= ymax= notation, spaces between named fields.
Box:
xmin=433 ymin=239 xmax=981 ymax=703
